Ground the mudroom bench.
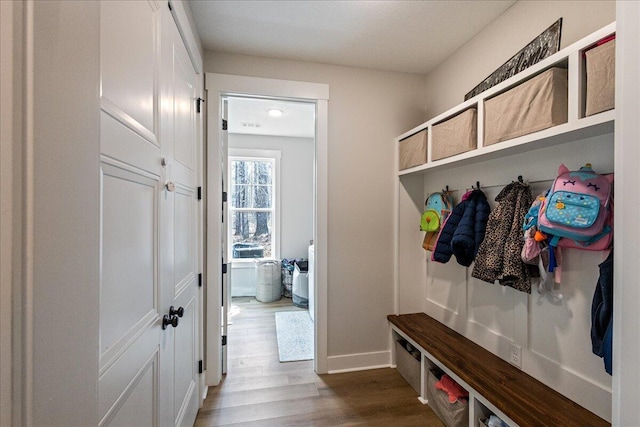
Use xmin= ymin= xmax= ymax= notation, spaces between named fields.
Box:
xmin=388 ymin=313 xmax=609 ymax=427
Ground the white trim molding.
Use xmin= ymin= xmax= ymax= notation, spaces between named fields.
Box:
xmin=614 ymin=3 xmax=640 ymax=425
xmin=1 ymin=1 xmax=24 ymax=424
xmin=327 ymin=351 xmax=392 ymax=374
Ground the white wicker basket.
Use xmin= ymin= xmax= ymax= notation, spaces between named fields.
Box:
xmin=255 ymin=260 xmax=282 ymax=302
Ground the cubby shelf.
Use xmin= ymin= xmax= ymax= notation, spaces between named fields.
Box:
xmin=397 ymin=22 xmax=616 ymax=177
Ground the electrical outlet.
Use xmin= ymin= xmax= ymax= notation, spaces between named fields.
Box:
xmin=509 ymin=343 xmax=522 ymax=369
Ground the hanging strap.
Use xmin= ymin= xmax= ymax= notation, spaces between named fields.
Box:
xmin=538 ymin=254 xmax=563 ymax=300
xmin=546 ymin=235 xmax=563 ymax=283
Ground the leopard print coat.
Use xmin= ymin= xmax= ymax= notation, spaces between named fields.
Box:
xmin=471 ymin=181 xmax=535 ymax=293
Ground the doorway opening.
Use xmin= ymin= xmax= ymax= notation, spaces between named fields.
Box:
xmin=225 ymin=95 xmax=316 ymax=374
xmin=204 ymin=73 xmax=329 ymax=387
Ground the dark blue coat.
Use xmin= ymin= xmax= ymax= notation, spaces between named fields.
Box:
xmin=432 ymin=189 xmax=490 ymax=267
xmin=591 ymin=250 xmax=613 ymax=375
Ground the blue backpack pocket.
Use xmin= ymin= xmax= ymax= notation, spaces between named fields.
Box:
xmin=545 ymin=191 xmax=600 ymax=228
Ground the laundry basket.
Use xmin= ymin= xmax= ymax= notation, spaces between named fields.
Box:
xmin=255 ymin=260 xmax=282 ymax=302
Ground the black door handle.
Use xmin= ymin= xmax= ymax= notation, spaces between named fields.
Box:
xmin=162 ymin=314 xmax=179 ymax=329
xmin=170 ymin=306 xmax=184 ymax=318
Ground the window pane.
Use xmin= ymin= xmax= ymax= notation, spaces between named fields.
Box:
xmin=254 ymin=161 xmax=272 ymax=184
xmin=231 ymin=160 xmax=250 ymax=184
xmin=253 ymin=185 xmax=272 ymax=209
xmin=231 ymin=211 xmax=272 ymax=259
xmin=231 ymin=184 xmax=251 ymax=208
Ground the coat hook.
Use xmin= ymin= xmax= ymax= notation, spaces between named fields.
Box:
xmin=518 ymin=175 xmax=523 ymax=183
xmin=443 ymin=185 xmax=450 ymax=193
xmin=473 ymin=181 xmax=480 ymax=189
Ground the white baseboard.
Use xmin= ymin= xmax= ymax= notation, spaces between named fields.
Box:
xmin=327 ymin=350 xmax=391 ymax=374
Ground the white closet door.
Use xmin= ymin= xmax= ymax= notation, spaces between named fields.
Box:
xmin=99 ymin=1 xmax=199 ymax=426
xmin=159 ymin=7 xmax=200 ymax=427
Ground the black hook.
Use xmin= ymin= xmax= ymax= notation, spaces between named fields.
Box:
xmin=518 ymin=175 xmax=523 ymax=183
xmin=442 ymin=185 xmax=450 ymax=193
xmin=473 ymin=181 xmax=480 ymax=190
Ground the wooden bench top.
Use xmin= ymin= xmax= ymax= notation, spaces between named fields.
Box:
xmin=388 ymin=313 xmax=609 ymax=427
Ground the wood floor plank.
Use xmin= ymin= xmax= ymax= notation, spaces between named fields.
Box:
xmin=196 ymin=298 xmax=444 ymax=426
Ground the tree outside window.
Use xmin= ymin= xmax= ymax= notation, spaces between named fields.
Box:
xmin=229 ymin=157 xmax=276 ymax=260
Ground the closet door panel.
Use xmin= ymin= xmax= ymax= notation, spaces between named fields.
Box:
xmin=173 ymin=47 xmax=196 ymax=173
xmin=172 ymin=294 xmax=197 ymax=426
xmin=174 ymin=188 xmax=196 ymax=292
xmin=99 ymin=161 xmax=159 ymax=364
xmin=101 ymin=0 xmax=158 ymax=141
xmin=102 ymin=352 xmax=158 ymax=427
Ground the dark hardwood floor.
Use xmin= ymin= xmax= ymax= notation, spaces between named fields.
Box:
xmin=195 ymin=297 xmax=444 ymax=426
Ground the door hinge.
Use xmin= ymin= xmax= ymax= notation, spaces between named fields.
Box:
xmin=198 ymin=360 xmax=203 ymax=374
xmin=198 ymin=273 xmax=202 ymax=287
xmin=222 ymin=119 xmax=228 ymax=131
xmin=197 ymin=186 xmax=202 ymax=200
xmin=222 ymin=335 xmax=227 ymax=346
xmin=168 ymin=1 xmax=172 ymax=11
xmin=196 ymin=97 xmax=205 ymax=114
xmin=222 ymin=263 xmax=227 ymax=274
xmin=222 ymin=191 xmax=227 ymax=203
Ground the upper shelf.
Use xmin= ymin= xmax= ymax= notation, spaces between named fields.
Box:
xmin=398 ymin=22 xmax=616 ymax=177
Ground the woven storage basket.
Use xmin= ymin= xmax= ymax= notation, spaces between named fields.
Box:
xmin=431 ymin=108 xmax=477 ymax=161
xmin=427 ymin=370 xmax=469 ymax=427
xmin=255 ymin=260 xmax=282 ymax=302
xmin=585 ymin=39 xmax=615 ymax=116
xmin=484 ymin=67 xmax=568 ymax=146
xmin=399 ymin=129 xmax=427 ymax=170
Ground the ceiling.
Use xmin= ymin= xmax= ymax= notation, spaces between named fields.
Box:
xmin=190 ymin=0 xmax=517 ymax=75
xmin=227 ymin=97 xmax=316 ymax=138
xmin=192 ymin=0 xmax=517 ymax=138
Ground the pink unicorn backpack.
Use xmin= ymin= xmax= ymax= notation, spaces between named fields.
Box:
xmin=538 ymin=163 xmax=613 ymax=250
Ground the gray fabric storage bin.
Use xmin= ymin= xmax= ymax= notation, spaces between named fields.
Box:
xmin=432 ymin=108 xmax=477 ymax=161
xmin=399 ymin=129 xmax=427 ymax=170
xmin=255 ymin=260 xmax=282 ymax=302
xmin=394 ymin=339 xmax=421 ymax=394
xmin=484 ymin=67 xmax=568 ymax=146
xmin=427 ymin=370 xmax=469 ymax=427
xmin=585 ymin=39 xmax=615 ymax=116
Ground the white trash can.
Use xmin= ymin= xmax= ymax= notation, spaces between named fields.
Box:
xmin=255 ymin=260 xmax=282 ymax=302
xmin=292 ymin=263 xmax=309 ymax=308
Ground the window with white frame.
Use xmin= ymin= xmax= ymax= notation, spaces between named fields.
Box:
xmin=228 ymin=149 xmax=280 ymax=261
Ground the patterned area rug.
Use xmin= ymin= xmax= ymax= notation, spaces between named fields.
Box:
xmin=275 ymin=311 xmax=314 ymax=362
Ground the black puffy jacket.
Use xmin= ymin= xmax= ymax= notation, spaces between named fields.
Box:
xmin=431 ymin=189 xmax=491 ymax=267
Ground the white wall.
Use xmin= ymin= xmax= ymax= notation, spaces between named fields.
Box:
xmin=398 ymin=0 xmax=617 ymax=421
xmin=229 ymin=133 xmax=314 ymax=297
xmin=204 ymin=53 xmax=426 ymax=368
xmin=30 ymin=2 xmax=101 ymax=425
xmin=423 ymin=1 xmax=615 ymax=118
